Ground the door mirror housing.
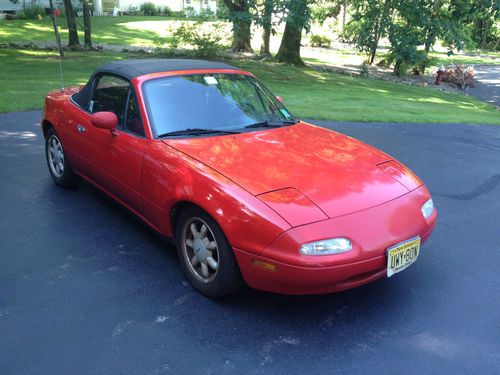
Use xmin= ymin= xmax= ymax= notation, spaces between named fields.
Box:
xmin=276 ymin=95 xmax=284 ymax=104
xmin=90 ymin=111 xmax=118 ymax=130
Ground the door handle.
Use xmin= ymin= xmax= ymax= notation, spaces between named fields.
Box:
xmin=76 ymin=124 xmax=86 ymax=133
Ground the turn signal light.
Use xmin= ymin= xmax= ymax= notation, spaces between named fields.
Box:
xmin=251 ymin=259 xmax=279 ymax=272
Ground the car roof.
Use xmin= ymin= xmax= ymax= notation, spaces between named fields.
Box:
xmin=95 ymin=59 xmax=239 ymax=80
xmin=72 ymin=58 xmax=241 ymax=110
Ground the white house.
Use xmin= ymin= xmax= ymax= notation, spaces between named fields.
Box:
xmin=104 ymin=0 xmax=217 ymax=14
xmin=0 ymin=0 xmax=217 ymax=14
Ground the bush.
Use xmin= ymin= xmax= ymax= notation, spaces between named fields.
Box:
xmin=155 ymin=20 xmax=229 ymax=58
xmin=17 ymin=4 xmax=46 ymax=20
xmin=198 ymin=7 xmax=215 ymax=19
xmin=126 ymin=5 xmax=141 ymax=16
xmin=156 ymin=5 xmax=171 ymax=16
xmin=310 ymin=35 xmax=331 ymax=48
xmin=184 ymin=6 xmax=196 ymax=18
xmin=139 ymin=2 xmax=156 ymax=16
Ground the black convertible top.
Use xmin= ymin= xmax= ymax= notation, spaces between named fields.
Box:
xmin=72 ymin=58 xmax=240 ymax=109
xmin=95 ymin=59 xmax=239 ymax=80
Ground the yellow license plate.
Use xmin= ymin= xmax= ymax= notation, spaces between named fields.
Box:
xmin=387 ymin=236 xmax=421 ymax=277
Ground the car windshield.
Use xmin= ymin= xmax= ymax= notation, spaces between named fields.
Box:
xmin=143 ymin=73 xmax=295 ymax=137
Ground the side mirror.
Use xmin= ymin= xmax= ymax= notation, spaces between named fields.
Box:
xmin=276 ymin=95 xmax=284 ymax=104
xmin=90 ymin=111 xmax=118 ymax=130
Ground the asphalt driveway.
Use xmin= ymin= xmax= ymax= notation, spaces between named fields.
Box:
xmin=469 ymin=65 xmax=500 ymax=106
xmin=1 ymin=111 xmax=499 ymax=374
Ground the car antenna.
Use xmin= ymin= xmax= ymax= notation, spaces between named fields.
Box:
xmin=58 ymin=52 xmax=65 ymax=91
xmin=48 ymin=0 xmax=65 ymax=91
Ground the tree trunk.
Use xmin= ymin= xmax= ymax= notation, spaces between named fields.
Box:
xmin=223 ymin=0 xmax=253 ymax=52
xmin=260 ymin=0 xmax=273 ymax=56
xmin=232 ymin=18 xmax=252 ymax=52
xmin=367 ymin=16 xmax=380 ymax=65
xmin=480 ymin=18 xmax=490 ymax=50
xmin=275 ymin=21 xmax=304 ymax=65
xmin=260 ymin=27 xmax=271 ymax=55
xmin=342 ymin=2 xmax=346 ymax=30
xmin=48 ymin=0 xmax=64 ymax=57
xmin=62 ymin=0 xmax=80 ymax=47
xmin=276 ymin=0 xmax=308 ymax=65
xmin=393 ymin=60 xmax=402 ymax=76
xmin=82 ymin=0 xmax=92 ymax=48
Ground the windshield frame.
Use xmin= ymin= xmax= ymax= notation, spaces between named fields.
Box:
xmin=139 ymin=71 xmax=295 ymax=139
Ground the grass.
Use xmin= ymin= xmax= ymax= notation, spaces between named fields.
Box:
xmin=0 ymin=48 xmax=498 ymax=124
xmin=429 ymin=51 xmax=499 ymax=66
xmin=0 ymin=16 xmax=187 ymax=46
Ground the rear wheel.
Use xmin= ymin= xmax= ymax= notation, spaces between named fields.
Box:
xmin=175 ymin=207 xmax=244 ymax=297
xmin=45 ymin=128 xmax=77 ymax=187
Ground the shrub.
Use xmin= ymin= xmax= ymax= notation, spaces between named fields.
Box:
xmin=155 ymin=20 xmax=229 ymax=58
xmin=17 ymin=4 xmax=46 ymax=20
xmin=171 ymin=11 xmax=185 ymax=18
xmin=126 ymin=5 xmax=141 ymax=16
xmin=156 ymin=5 xmax=171 ymax=16
xmin=360 ymin=62 xmax=369 ymax=77
xmin=310 ymin=35 xmax=331 ymax=48
xmin=198 ymin=7 xmax=215 ymax=19
xmin=139 ymin=2 xmax=156 ymax=16
xmin=184 ymin=6 xmax=196 ymax=18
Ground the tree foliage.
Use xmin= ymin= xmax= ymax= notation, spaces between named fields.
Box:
xmin=344 ymin=0 xmax=395 ymax=65
xmin=216 ymin=0 xmax=497 ymax=68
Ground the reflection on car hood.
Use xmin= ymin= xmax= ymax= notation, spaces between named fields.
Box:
xmin=164 ymin=122 xmax=422 ymax=219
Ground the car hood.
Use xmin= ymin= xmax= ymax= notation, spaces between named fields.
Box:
xmin=164 ymin=122 xmax=422 ymax=220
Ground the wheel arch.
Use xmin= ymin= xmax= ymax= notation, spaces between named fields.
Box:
xmin=41 ymin=119 xmax=53 ymax=139
xmin=170 ymin=200 xmax=210 ymax=241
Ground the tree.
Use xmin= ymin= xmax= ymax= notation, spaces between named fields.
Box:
xmin=222 ymin=0 xmax=254 ymax=52
xmin=81 ymin=0 xmax=92 ymax=48
xmin=275 ymin=0 xmax=311 ymax=65
xmin=345 ymin=0 xmax=395 ymax=65
xmin=62 ymin=0 xmax=80 ymax=47
xmin=387 ymin=0 xmax=469 ymax=75
xmin=258 ymin=0 xmax=274 ymax=55
xmin=311 ymin=0 xmax=342 ymax=25
xmin=469 ymin=0 xmax=499 ymax=50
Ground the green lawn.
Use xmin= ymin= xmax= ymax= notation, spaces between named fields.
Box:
xmin=0 ymin=48 xmax=498 ymax=124
xmin=0 ymin=16 xmax=185 ymax=46
xmin=429 ymin=51 xmax=500 ymax=66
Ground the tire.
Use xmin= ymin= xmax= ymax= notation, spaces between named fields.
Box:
xmin=175 ymin=207 xmax=244 ymax=297
xmin=45 ymin=127 xmax=77 ymax=188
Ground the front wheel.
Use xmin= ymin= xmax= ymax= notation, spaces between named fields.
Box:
xmin=175 ymin=207 xmax=244 ymax=297
xmin=45 ymin=128 xmax=77 ymax=188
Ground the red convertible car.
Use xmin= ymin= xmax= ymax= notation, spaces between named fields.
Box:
xmin=42 ymin=59 xmax=437 ymax=297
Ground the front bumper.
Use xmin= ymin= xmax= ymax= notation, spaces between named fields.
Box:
xmin=233 ymin=186 xmax=437 ymax=295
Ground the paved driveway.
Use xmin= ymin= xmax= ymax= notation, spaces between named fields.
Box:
xmin=469 ymin=65 xmax=500 ymax=106
xmin=1 ymin=111 xmax=499 ymax=374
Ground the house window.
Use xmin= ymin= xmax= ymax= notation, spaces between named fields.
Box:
xmin=204 ymin=0 xmax=208 ymax=4
xmin=185 ymin=0 xmax=191 ymax=4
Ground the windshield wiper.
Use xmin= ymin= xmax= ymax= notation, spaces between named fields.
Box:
xmin=158 ymin=128 xmax=241 ymax=138
xmin=244 ymin=119 xmax=299 ymax=129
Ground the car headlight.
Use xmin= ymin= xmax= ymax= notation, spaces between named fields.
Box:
xmin=300 ymin=238 xmax=352 ymax=255
xmin=421 ymin=198 xmax=434 ymax=219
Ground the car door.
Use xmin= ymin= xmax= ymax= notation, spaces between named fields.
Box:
xmin=74 ymin=74 xmax=147 ymax=213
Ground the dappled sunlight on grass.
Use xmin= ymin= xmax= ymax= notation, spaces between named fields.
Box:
xmin=17 ymin=49 xmax=57 ymax=56
xmin=404 ymin=96 xmax=454 ymax=105
xmin=23 ymin=23 xmax=53 ymax=32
